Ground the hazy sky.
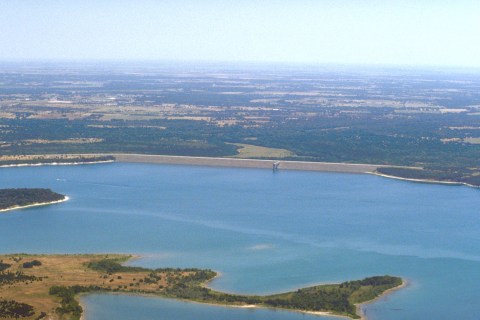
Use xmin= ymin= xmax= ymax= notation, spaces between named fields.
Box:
xmin=1 ymin=0 xmax=480 ymax=67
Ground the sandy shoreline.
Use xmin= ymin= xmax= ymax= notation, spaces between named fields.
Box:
xmin=0 ymin=196 xmax=69 ymax=213
xmin=182 ymin=299 xmax=342 ymax=319
xmin=76 ymin=254 xmax=407 ymax=320
xmin=371 ymin=172 xmax=478 ymax=188
xmin=356 ymin=279 xmax=409 ymax=320
xmin=76 ymin=281 xmax=405 ymax=320
xmin=0 ymin=160 xmax=114 ymax=168
xmin=77 ymin=290 xmax=348 ymax=320
xmin=79 ymin=298 xmax=87 ymax=320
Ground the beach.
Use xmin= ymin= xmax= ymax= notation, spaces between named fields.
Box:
xmin=371 ymin=172 xmax=479 ymax=188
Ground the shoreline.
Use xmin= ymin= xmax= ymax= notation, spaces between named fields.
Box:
xmin=111 ymin=154 xmax=478 ymax=189
xmin=80 ymin=254 xmax=406 ymax=320
xmin=79 ymin=297 xmax=87 ymax=320
xmin=1 ymin=253 xmax=407 ymax=320
xmin=77 ymin=279 xmax=405 ymax=320
xmin=370 ymin=172 xmax=479 ymax=188
xmin=0 ymin=160 xmax=114 ymax=168
xmin=1 ymin=153 xmax=476 ymax=189
xmin=173 ymin=298 xmax=343 ymax=319
xmin=356 ymin=279 xmax=409 ymax=320
xmin=79 ymin=292 xmax=338 ymax=319
xmin=0 ymin=196 xmax=69 ymax=213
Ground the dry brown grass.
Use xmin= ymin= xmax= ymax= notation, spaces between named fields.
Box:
xmin=228 ymin=143 xmax=295 ymax=159
xmin=0 ymin=254 xmax=193 ymax=320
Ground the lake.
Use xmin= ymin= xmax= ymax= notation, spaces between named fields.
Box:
xmin=1 ymin=163 xmax=479 ymax=319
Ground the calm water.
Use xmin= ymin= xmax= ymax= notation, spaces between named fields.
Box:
xmin=1 ymin=163 xmax=479 ymax=320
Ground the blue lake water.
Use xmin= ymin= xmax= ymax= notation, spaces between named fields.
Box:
xmin=1 ymin=163 xmax=479 ymax=319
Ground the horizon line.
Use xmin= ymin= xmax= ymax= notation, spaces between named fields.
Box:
xmin=1 ymin=59 xmax=480 ymax=72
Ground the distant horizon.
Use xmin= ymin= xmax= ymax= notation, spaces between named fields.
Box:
xmin=1 ymin=59 xmax=480 ymax=75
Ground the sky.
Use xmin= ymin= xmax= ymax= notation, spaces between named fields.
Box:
xmin=1 ymin=0 xmax=480 ymax=67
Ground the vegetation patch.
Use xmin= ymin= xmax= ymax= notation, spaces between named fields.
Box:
xmin=0 ymin=189 xmax=66 ymax=211
xmin=0 ymin=270 xmax=42 ymax=285
xmin=87 ymin=257 xmax=149 ymax=273
xmin=49 ymin=286 xmax=98 ymax=320
xmin=22 ymin=260 xmax=42 ymax=269
xmin=0 ymin=262 xmax=11 ymax=272
xmin=0 ymin=300 xmax=35 ymax=318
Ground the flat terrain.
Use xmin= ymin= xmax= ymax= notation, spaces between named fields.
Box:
xmin=0 ymin=64 xmax=478 ymax=184
xmin=228 ymin=143 xmax=295 ymax=159
xmin=0 ymin=254 xmax=205 ymax=320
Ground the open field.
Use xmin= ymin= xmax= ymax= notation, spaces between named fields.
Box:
xmin=0 ymin=254 xmax=206 ymax=320
xmin=228 ymin=143 xmax=296 ymax=158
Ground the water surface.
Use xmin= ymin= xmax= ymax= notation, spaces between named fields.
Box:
xmin=1 ymin=163 xmax=479 ymax=319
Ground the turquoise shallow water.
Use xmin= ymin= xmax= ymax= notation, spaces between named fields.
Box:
xmin=1 ymin=163 xmax=479 ymax=319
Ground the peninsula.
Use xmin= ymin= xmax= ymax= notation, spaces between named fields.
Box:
xmin=0 ymin=155 xmax=114 ymax=168
xmin=0 ymin=189 xmax=67 ymax=212
xmin=0 ymin=254 xmax=403 ymax=320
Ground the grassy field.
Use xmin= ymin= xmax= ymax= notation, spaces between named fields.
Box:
xmin=228 ymin=143 xmax=296 ymax=159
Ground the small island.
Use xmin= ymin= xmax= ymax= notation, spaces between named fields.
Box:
xmin=0 ymin=254 xmax=404 ymax=320
xmin=0 ymin=189 xmax=67 ymax=212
